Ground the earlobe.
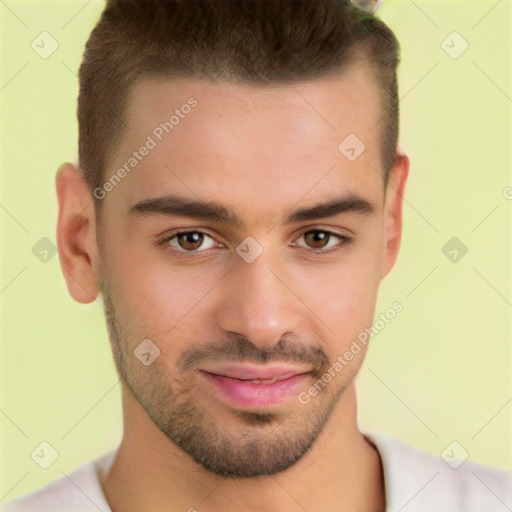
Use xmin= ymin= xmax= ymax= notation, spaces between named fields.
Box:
xmin=55 ymin=162 xmax=101 ymax=303
xmin=380 ymin=152 xmax=410 ymax=280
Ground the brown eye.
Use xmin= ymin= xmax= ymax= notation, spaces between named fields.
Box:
xmin=165 ymin=231 xmax=216 ymax=252
xmin=295 ymin=230 xmax=351 ymax=252
xmin=178 ymin=232 xmax=203 ymax=250
xmin=304 ymin=231 xmax=330 ymax=249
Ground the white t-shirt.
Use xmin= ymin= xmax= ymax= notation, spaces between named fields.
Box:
xmin=2 ymin=432 xmax=511 ymax=511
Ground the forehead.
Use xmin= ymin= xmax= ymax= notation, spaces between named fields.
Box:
xmin=125 ymin=64 xmax=381 ymax=142
xmin=109 ymin=65 xmax=384 ymax=219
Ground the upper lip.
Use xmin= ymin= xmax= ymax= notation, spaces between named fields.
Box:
xmin=200 ymin=362 xmax=311 ymax=381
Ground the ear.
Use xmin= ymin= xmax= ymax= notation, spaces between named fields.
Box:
xmin=380 ymin=151 xmax=410 ymax=280
xmin=55 ymin=162 xmax=101 ymax=303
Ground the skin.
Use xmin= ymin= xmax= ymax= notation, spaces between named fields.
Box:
xmin=56 ymin=63 xmax=409 ymax=511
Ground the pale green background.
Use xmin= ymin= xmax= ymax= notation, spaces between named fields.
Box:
xmin=1 ymin=0 xmax=511 ymax=502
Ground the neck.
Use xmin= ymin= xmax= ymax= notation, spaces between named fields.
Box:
xmin=103 ymin=383 xmax=385 ymax=511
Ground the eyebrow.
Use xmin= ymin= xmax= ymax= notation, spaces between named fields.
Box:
xmin=129 ymin=193 xmax=375 ymax=227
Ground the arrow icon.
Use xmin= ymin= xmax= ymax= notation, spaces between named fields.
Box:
xmin=32 ymin=237 xmax=57 ymax=262
xmin=236 ymin=236 xmax=263 ymax=263
xmin=31 ymin=441 xmax=59 ymax=468
xmin=442 ymin=237 xmax=468 ymax=263
xmin=338 ymin=134 xmax=365 ymax=161
xmin=441 ymin=441 xmax=468 ymax=469
xmin=134 ymin=339 xmax=161 ymax=365
xmin=31 ymin=32 xmax=59 ymax=59
xmin=441 ymin=31 xmax=468 ymax=59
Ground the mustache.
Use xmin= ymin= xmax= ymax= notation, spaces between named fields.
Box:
xmin=178 ymin=335 xmax=330 ymax=378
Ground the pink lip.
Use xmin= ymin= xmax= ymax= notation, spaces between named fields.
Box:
xmin=199 ymin=362 xmax=312 ymax=381
xmin=199 ymin=364 xmax=311 ymax=408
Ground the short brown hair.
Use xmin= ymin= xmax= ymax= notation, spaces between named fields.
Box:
xmin=78 ymin=0 xmax=401 ymax=211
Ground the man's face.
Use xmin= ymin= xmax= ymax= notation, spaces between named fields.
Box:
xmin=94 ymin=65 xmax=399 ymax=477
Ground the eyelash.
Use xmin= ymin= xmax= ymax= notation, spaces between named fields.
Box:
xmin=157 ymin=229 xmax=353 ymax=256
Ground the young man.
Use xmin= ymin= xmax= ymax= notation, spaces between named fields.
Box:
xmin=3 ymin=0 xmax=511 ymax=510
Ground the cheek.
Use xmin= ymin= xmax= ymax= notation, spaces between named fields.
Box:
xmin=292 ymin=237 xmax=384 ymax=335
xmin=104 ymin=250 xmax=225 ymax=351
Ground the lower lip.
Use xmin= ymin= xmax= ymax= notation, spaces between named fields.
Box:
xmin=200 ymin=371 xmax=310 ymax=408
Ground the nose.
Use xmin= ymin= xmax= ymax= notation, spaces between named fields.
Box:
xmin=215 ymin=249 xmax=301 ymax=349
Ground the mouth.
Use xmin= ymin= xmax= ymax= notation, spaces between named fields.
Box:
xmin=199 ymin=363 xmax=312 ymax=409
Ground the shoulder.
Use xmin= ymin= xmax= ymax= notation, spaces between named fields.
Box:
xmin=365 ymin=431 xmax=512 ymax=512
xmin=0 ymin=450 xmax=116 ymax=512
